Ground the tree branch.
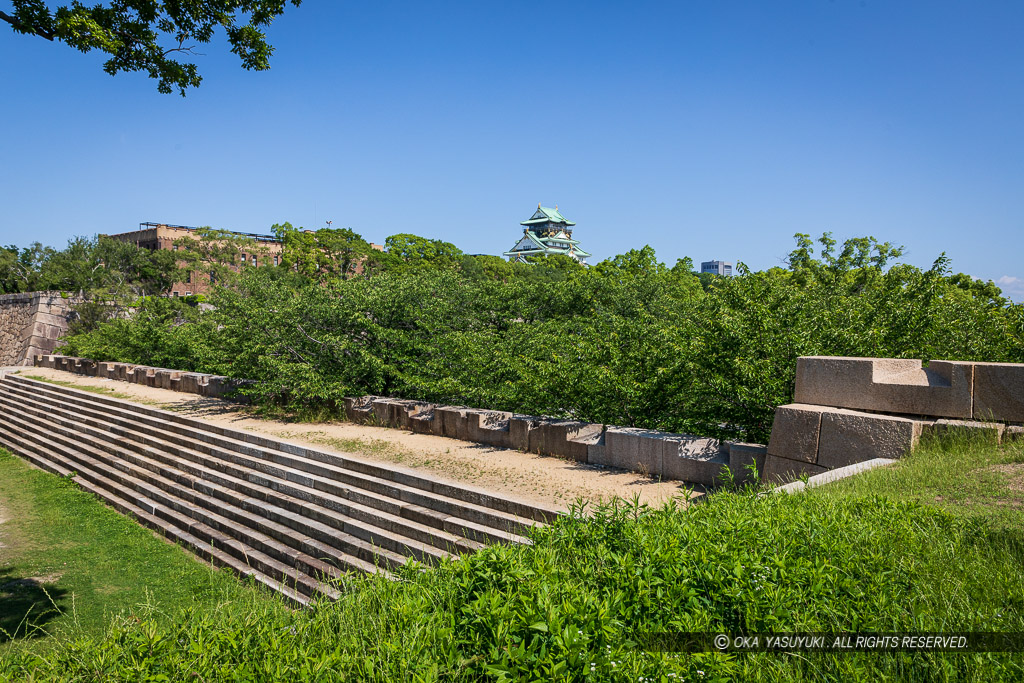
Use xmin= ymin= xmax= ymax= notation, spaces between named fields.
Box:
xmin=0 ymin=10 xmax=56 ymax=40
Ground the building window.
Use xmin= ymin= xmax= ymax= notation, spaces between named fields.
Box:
xmin=241 ymin=253 xmax=247 ymax=263
xmin=184 ymin=291 xmax=191 ymax=296
xmin=252 ymin=256 xmax=257 ymax=267
xmin=172 ymin=291 xmax=179 ymax=297
xmin=172 ymin=244 xmax=178 ymax=251
xmin=274 ymin=255 xmax=279 ymax=266
xmin=186 ymin=271 xmax=192 ymax=284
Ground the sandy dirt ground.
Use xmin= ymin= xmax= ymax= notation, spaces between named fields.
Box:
xmin=12 ymin=368 xmax=700 ymax=511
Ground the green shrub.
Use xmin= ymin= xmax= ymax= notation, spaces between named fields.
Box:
xmin=4 ymin=490 xmax=1023 ymax=681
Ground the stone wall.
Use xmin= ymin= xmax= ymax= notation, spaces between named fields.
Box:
xmin=0 ymin=292 xmax=75 ymax=366
xmin=764 ymin=356 xmax=1024 ymax=483
xmin=342 ymin=396 xmax=767 ymax=487
xmin=33 ymin=354 xmax=251 ymax=401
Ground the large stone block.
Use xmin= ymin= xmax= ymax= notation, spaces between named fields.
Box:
xmin=180 ymin=373 xmax=205 ymax=394
xmin=816 ymin=409 xmax=922 ymax=469
xmin=388 ymin=401 xmax=432 ymax=430
xmin=587 ymin=432 xmax=608 ymax=466
xmin=508 ymin=415 xmax=540 ymax=451
xmin=370 ymin=398 xmax=399 ymax=426
xmin=530 ymin=420 xmax=603 ymax=461
xmin=468 ymin=411 xmax=513 ymax=449
xmin=661 ymin=436 xmax=728 ymax=485
xmin=794 ymin=356 xmax=974 ymax=419
xmin=763 ymin=453 xmax=829 ymax=484
xmin=344 ymin=396 xmax=378 ymax=422
xmin=155 ymin=369 xmax=179 ymax=390
xmin=972 ymin=362 xmax=1024 ymax=423
xmin=727 ymin=442 xmax=768 ymax=484
xmin=767 ymin=404 xmax=830 ymax=463
xmin=604 ymin=427 xmax=667 ymax=475
xmin=435 ymin=406 xmax=471 ymax=439
xmin=409 ymin=408 xmax=441 ymax=435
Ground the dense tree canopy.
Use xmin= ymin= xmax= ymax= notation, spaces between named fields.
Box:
xmin=1 ymin=0 xmax=301 ymax=94
xmin=46 ymin=227 xmax=1023 ymax=443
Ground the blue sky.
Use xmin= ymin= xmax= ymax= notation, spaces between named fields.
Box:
xmin=1 ymin=1 xmax=1022 ymax=299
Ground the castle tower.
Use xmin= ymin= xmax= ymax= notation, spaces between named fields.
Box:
xmin=502 ymin=204 xmax=592 ymax=263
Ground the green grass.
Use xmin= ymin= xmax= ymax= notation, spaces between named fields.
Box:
xmin=2 ymin=438 xmax=1024 ymax=680
xmin=819 ymin=430 xmax=1024 ymax=532
xmin=0 ymin=449 xmax=290 ymax=654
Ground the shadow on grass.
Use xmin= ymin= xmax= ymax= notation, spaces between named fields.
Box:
xmin=0 ymin=567 xmax=69 ymax=643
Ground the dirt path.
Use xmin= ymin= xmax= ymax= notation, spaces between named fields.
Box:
xmin=16 ymin=368 xmax=698 ymax=511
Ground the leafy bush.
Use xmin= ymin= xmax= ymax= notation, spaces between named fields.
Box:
xmin=58 ymin=233 xmax=1024 ymax=442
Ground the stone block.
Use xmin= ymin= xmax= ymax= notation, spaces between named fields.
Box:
xmin=727 ymin=442 xmax=768 ymax=484
xmin=508 ymin=414 xmax=540 ymax=450
xmin=370 ymin=398 xmax=398 ymax=426
xmin=180 ymin=373 xmax=204 ymax=394
xmin=76 ymin=358 xmax=98 ymax=377
xmin=767 ymin=404 xmax=830 ymax=463
xmin=1005 ymin=426 xmax=1024 ymax=443
xmin=794 ymin=356 xmax=974 ymax=419
xmin=155 ymin=369 xmax=180 ymax=390
xmin=587 ymin=432 xmax=608 ymax=466
xmin=530 ymin=420 xmax=603 ymax=461
xmin=816 ymin=409 xmax=922 ymax=469
xmin=201 ymin=376 xmax=234 ymax=398
xmin=468 ymin=411 xmax=513 ymax=449
xmin=343 ymin=396 xmax=377 ymax=423
xmin=972 ymin=362 xmax=1024 ymax=423
xmin=435 ymin=406 xmax=470 ymax=439
xmin=925 ymin=419 xmax=1005 ymax=445
xmin=388 ymin=401 xmax=432 ymax=430
xmin=763 ymin=453 xmax=829 ymax=484
xmin=661 ymin=436 xmax=728 ymax=485
xmin=604 ymin=427 xmax=667 ymax=475
xmin=409 ymin=408 xmax=440 ymax=435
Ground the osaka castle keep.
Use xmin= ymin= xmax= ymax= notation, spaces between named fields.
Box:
xmin=503 ymin=204 xmax=592 ymax=264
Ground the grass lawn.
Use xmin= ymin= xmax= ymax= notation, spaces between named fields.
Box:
xmin=0 ymin=434 xmax=1023 ymax=681
xmin=0 ymin=448 xmax=290 ymax=654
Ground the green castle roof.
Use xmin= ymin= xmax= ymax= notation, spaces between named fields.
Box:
xmin=521 ymin=205 xmax=576 ymax=227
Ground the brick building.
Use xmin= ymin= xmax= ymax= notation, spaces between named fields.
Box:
xmin=103 ymin=222 xmax=285 ymax=296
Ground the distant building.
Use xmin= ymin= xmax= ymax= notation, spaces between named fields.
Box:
xmin=701 ymin=260 xmax=733 ymax=276
xmin=103 ymin=222 xmax=284 ymax=296
xmin=503 ymin=204 xmax=592 ymax=264
xmin=103 ymin=222 xmax=384 ymax=295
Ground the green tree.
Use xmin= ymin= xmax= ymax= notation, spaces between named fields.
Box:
xmin=272 ymin=223 xmax=373 ymax=281
xmin=1 ymin=0 xmax=302 ymax=95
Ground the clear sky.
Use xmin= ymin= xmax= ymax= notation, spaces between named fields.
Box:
xmin=1 ymin=1 xmax=1022 ymax=298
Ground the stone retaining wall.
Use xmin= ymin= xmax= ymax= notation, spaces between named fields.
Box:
xmin=46 ymin=353 xmax=1019 ymax=488
xmin=0 ymin=292 xmax=75 ymax=366
xmin=33 ymin=354 xmax=251 ymax=401
xmin=343 ymin=396 xmax=767 ymax=486
xmin=764 ymin=356 xmax=1024 ymax=483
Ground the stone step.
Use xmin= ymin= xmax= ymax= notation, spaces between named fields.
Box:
xmin=0 ymin=381 xmax=525 ymax=549
xmin=0 ymin=374 xmax=556 ymax=604
xmin=5 ymin=376 xmax=548 ymax=538
xmin=0 ymin=426 xmax=316 ymax=607
xmin=0 ymin=395 xmax=411 ymax=576
xmin=0 ymin=409 xmax=352 ymax=596
xmin=0 ymin=381 xmax=487 ymax=556
xmin=6 ymin=374 xmax=557 ymax=524
xmin=0 ymin=389 xmax=464 ymax=565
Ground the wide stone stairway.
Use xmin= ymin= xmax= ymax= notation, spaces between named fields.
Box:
xmin=0 ymin=374 xmax=557 ymax=606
